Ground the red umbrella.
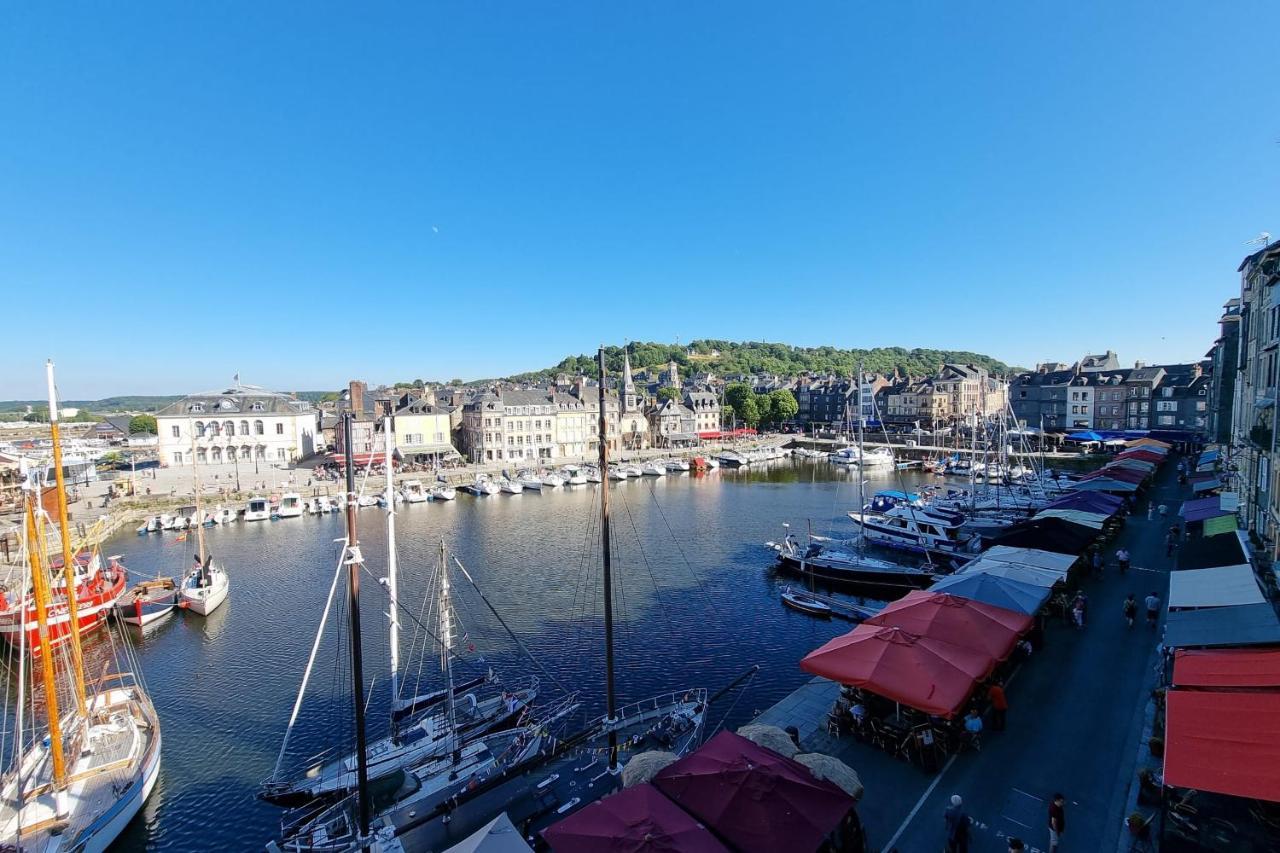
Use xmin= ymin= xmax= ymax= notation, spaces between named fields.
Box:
xmin=651 ymin=731 xmax=854 ymax=853
xmin=800 ymin=625 xmax=992 ymax=718
xmin=864 ymin=590 xmax=1032 ymax=661
xmin=541 ymin=783 xmax=729 ymax=853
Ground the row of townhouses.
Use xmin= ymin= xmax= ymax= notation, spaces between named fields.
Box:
xmin=1008 ymin=352 xmax=1211 ymax=434
xmin=795 ymin=364 xmax=1010 ymax=430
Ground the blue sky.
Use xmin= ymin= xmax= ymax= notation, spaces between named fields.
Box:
xmin=1 ymin=2 xmax=1276 ymax=399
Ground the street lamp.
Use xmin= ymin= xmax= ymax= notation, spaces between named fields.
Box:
xmin=233 ymin=450 xmax=242 ymax=493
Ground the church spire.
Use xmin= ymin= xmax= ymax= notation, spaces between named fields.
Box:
xmin=622 ymin=350 xmax=637 ymax=413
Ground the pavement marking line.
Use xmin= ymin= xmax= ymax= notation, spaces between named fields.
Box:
xmin=1011 ymin=787 xmax=1043 ymax=801
xmin=1002 ymin=815 xmax=1032 ymax=828
xmin=878 ymin=753 xmax=958 ymax=853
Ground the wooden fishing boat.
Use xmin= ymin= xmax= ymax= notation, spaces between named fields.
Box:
xmin=781 ymin=586 xmax=833 ymax=617
xmin=116 ymin=577 xmax=179 ymax=626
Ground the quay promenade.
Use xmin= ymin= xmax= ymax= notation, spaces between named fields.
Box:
xmin=752 ymin=457 xmax=1187 ymax=852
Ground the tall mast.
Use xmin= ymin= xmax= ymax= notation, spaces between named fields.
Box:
xmin=24 ymin=495 xmax=68 ymax=815
xmin=340 ymin=414 xmax=372 ymax=842
xmin=856 ymin=362 xmax=867 ymax=550
xmin=43 ymin=360 xmax=87 ymax=721
xmin=383 ymin=414 xmax=400 ymax=716
xmin=595 ymin=347 xmax=619 ymax=772
xmin=189 ymin=419 xmax=207 ymax=565
xmin=439 ymin=540 xmax=460 ymax=764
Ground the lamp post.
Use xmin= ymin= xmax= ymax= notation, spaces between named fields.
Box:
xmin=233 ymin=450 xmax=242 ymax=494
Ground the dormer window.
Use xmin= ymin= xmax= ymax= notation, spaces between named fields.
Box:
xmin=252 ymin=401 xmax=265 ymax=412
xmin=189 ymin=402 xmax=204 ymax=413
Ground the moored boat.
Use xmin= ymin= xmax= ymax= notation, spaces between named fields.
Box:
xmin=116 ymin=577 xmax=179 ymax=626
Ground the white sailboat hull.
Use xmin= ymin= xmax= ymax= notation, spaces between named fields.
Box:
xmin=180 ymin=566 xmax=229 ymax=616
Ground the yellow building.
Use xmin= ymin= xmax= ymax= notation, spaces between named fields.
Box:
xmin=393 ymin=396 xmax=460 ymax=464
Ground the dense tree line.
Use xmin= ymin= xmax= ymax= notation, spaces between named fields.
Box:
xmin=503 ymin=340 xmax=1013 ymax=385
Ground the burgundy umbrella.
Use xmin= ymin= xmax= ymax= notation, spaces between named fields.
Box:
xmin=652 ymin=731 xmax=854 ymax=853
xmin=541 ymin=783 xmax=729 ymax=853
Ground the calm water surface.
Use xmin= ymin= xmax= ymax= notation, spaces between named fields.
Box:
xmin=46 ymin=461 xmax=933 ymax=850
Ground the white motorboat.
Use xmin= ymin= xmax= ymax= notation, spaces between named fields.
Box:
xmin=665 ymin=458 xmax=690 ymax=472
xmin=159 ymin=513 xmax=179 ymax=530
xmin=401 ymin=480 xmax=430 ymax=503
xmin=715 ymin=451 xmax=747 ymax=468
xmin=563 ymin=467 xmax=589 ymax=485
xmin=500 ymin=478 xmax=524 ymax=494
xmin=607 ymin=465 xmax=629 ymax=481
xmin=847 ymin=499 xmax=978 ymax=557
xmin=623 ymin=464 xmax=643 ymax=477
xmin=430 ymin=485 xmax=457 ymax=501
xmin=278 ymin=492 xmax=304 ymax=518
xmin=516 ymin=470 xmax=543 ymax=491
xmin=640 ymin=461 xmax=666 ymax=477
xmin=244 ymin=498 xmax=271 ymax=522
xmin=540 ymin=471 xmax=565 ymax=488
xmin=136 ymin=517 xmax=159 ymax=535
xmin=357 ymin=494 xmax=380 ymax=508
xmin=704 ymin=456 xmax=720 ymax=469
xmin=468 ymin=477 xmax=501 ymax=496
xmin=206 ymin=505 xmax=235 ymax=525
xmin=583 ymin=465 xmax=603 ymax=483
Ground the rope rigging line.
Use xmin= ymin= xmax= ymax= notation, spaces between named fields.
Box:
xmin=708 ymin=665 xmax=758 ymax=738
xmin=615 ymin=485 xmax=676 ymax=643
xmin=642 ymin=480 xmax=719 ymax=618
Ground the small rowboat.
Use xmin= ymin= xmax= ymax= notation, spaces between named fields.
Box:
xmin=781 ymin=586 xmax=832 ymax=618
xmin=116 ymin=578 xmax=179 ymax=627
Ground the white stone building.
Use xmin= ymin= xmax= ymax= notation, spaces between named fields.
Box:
xmin=155 ymin=383 xmax=320 ymax=468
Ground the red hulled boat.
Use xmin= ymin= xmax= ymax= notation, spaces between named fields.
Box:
xmin=0 ymin=551 xmax=128 ymax=652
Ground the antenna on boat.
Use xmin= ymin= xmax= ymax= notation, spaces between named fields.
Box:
xmin=596 ymin=346 xmax=620 ymax=773
xmin=341 ymin=412 xmax=373 ymax=842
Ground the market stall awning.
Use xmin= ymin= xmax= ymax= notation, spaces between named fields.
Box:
xmin=1192 ymin=477 xmax=1225 ymax=493
xmin=987 ymin=518 xmax=1099 ymax=555
xmin=1033 ymin=508 xmax=1105 ymax=529
xmin=1069 ymin=476 xmax=1140 ymax=493
xmin=652 ymin=732 xmax=854 ymax=853
xmin=1128 ymin=438 xmax=1172 ymax=450
xmin=927 ymin=571 xmax=1051 ymax=616
xmin=1172 ymin=649 xmax=1280 ymax=689
xmin=541 ymin=783 xmax=730 ymax=853
xmin=1177 ymin=530 xmax=1250 ymax=570
xmin=1065 ymin=430 xmax=1105 ymax=442
xmin=1168 ymin=565 xmax=1264 ymax=610
xmin=1199 ymin=449 xmax=1221 ymax=463
xmin=397 ymin=442 xmax=460 ymax=457
xmin=957 ymin=557 xmax=1065 ymax=589
xmin=1165 ymin=604 xmax=1280 ymax=649
xmin=1204 ymin=515 xmax=1239 ymax=536
xmin=1164 ymin=690 xmax=1280 ymax=801
xmin=1044 ymin=491 xmax=1124 ymax=515
xmin=1116 ymin=449 xmax=1164 ymax=464
xmin=981 ymin=545 xmax=1079 ymax=575
xmin=864 ymin=590 xmax=1032 ymax=662
xmin=800 ymin=625 xmax=992 ymax=718
xmin=446 ymin=813 xmax=534 ymax=853
xmin=1180 ymin=496 xmax=1230 ymax=523
xmin=1083 ymin=465 xmax=1147 ymax=483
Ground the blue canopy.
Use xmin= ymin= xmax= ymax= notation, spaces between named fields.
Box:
xmin=1065 ymin=430 xmax=1105 ymax=442
xmin=928 ymin=571 xmax=1051 ymax=616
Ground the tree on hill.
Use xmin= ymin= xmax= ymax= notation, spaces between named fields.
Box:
xmin=128 ymin=414 xmax=157 ymax=435
xmin=736 ymin=396 xmax=761 ymax=428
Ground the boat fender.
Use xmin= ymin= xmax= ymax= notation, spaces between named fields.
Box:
xmin=465 ymin=693 xmax=478 ymax=712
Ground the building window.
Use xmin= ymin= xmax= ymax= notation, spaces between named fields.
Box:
xmin=276 ymin=423 xmax=284 ymax=435
xmin=277 ymin=448 xmax=287 ymax=460
xmin=224 ymin=420 xmax=235 ymax=435
xmin=240 ymin=420 xmax=249 ymax=435
xmin=194 ymin=421 xmax=205 ymax=437
xmin=212 ymin=447 xmax=222 ymax=462
xmin=172 ymin=425 xmax=181 ymax=438
xmin=252 ymin=401 xmax=264 ymax=411
xmin=173 ymin=451 xmax=183 ymax=464
xmin=196 ymin=447 xmax=207 ymax=463
xmin=254 ymin=420 xmax=264 ymax=435
xmin=189 ymin=402 xmax=204 ymax=413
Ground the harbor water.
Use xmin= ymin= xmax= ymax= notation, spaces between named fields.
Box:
xmin=17 ymin=461 xmax=937 ymax=850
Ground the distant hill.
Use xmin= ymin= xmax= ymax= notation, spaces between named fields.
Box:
xmin=501 ymin=340 xmax=1018 ymax=384
xmin=0 ymin=391 xmax=333 ymax=415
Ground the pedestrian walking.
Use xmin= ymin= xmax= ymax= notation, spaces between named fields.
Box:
xmin=1123 ymin=593 xmax=1137 ymax=628
xmin=1116 ymin=546 xmax=1130 ymax=574
xmin=1158 ymin=503 xmax=1168 ymax=518
xmin=1145 ymin=591 xmax=1161 ymax=628
xmin=1048 ymin=793 xmax=1066 ymax=852
xmin=987 ymin=679 xmax=1008 ymax=730
xmin=944 ymin=794 xmax=971 ymax=853
xmin=1071 ymin=594 xmax=1085 ymax=629
xmin=1090 ymin=549 xmax=1103 ymax=577
xmin=1147 ymin=501 xmax=1155 ymax=521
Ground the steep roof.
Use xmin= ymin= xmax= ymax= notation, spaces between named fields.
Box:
xmin=156 ymin=384 xmax=313 ymax=417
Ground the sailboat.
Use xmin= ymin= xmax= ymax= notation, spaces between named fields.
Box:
xmin=342 ymin=347 xmax=707 ymax=852
xmin=0 ymin=360 xmax=162 ymax=850
xmin=262 ymin=416 xmax=538 ymax=808
xmin=180 ymin=427 xmax=230 ymax=616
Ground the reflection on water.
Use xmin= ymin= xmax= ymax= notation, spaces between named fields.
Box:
xmin=6 ymin=460 xmax=935 ymax=849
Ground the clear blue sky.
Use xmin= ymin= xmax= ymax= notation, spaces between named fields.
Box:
xmin=2 ymin=2 xmax=1276 ymax=399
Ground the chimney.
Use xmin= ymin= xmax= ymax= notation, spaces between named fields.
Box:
xmin=1134 ymin=360 xmax=1145 ymax=370
xmin=349 ymin=380 xmax=366 ymax=415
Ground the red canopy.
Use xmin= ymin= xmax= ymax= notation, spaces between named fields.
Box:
xmin=652 ymin=731 xmax=854 ymax=853
xmin=1116 ymin=449 xmax=1164 ymax=463
xmin=864 ymin=590 xmax=1032 ymax=661
xmin=1165 ymin=690 xmax=1280 ymax=801
xmin=800 ymin=625 xmax=993 ymax=718
xmin=1081 ymin=465 xmax=1145 ymax=484
xmin=1172 ymin=649 xmax=1280 ymax=689
xmin=541 ymin=783 xmax=731 ymax=853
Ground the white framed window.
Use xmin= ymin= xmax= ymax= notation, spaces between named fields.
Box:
xmin=171 ymin=425 xmax=181 ymax=437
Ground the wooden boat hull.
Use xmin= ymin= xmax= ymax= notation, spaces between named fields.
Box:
xmin=116 ymin=580 xmax=178 ymax=627
xmin=781 ymin=590 xmax=832 ymax=617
